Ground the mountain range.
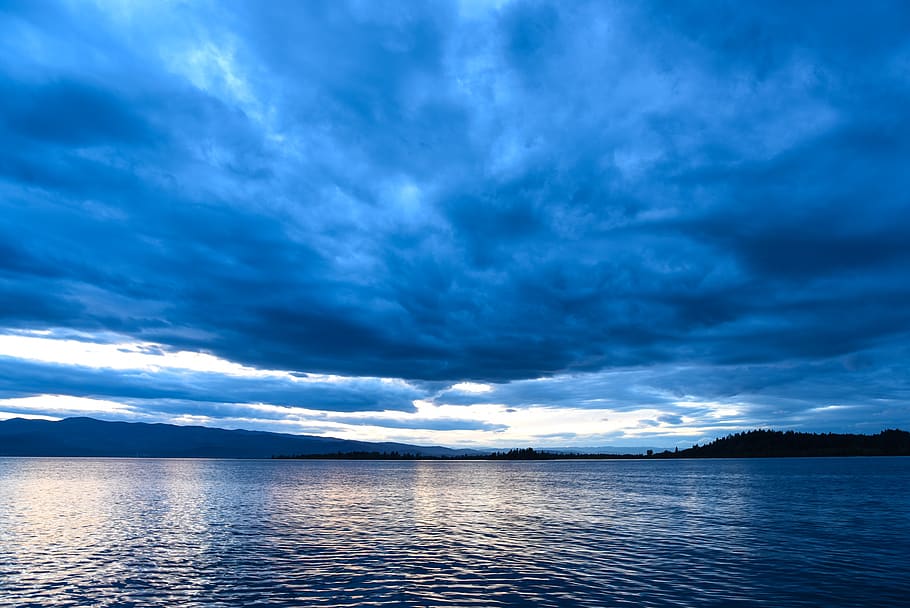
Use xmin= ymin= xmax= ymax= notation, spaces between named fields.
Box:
xmin=0 ymin=417 xmax=478 ymax=458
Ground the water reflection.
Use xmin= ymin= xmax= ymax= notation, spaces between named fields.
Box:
xmin=1 ymin=458 xmax=909 ymax=607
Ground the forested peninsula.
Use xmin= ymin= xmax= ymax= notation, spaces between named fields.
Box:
xmin=276 ymin=429 xmax=910 ymax=460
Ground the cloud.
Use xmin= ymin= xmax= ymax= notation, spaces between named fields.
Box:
xmin=0 ymin=394 xmax=134 ymax=415
xmin=0 ymin=78 xmax=151 ymax=145
xmin=325 ymin=415 xmax=507 ymax=432
xmin=0 ymin=357 xmax=421 ymax=411
xmin=0 ymin=1 xmax=907 ymax=440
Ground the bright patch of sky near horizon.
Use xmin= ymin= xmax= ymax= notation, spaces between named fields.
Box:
xmin=0 ymin=1 xmax=908 ymax=447
xmin=0 ymin=330 xmax=900 ymax=448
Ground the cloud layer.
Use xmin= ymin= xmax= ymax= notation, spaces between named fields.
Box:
xmin=0 ymin=1 xmax=907 ymax=445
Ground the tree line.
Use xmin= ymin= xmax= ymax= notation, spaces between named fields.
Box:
xmin=274 ymin=429 xmax=910 ymax=460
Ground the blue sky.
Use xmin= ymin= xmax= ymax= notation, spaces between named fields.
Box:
xmin=0 ymin=0 xmax=908 ymax=448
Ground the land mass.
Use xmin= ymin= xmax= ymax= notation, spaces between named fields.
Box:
xmin=0 ymin=417 xmax=478 ymax=458
xmin=1 ymin=418 xmax=907 ymax=459
xmin=666 ymin=429 xmax=910 ymax=458
xmin=279 ymin=429 xmax=910 ymax=460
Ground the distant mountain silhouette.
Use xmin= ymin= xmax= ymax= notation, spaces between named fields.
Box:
xmin=4 ymin=419 xmax=906 ymax=460
xmin=0 ymin=417 xmax=478 ymax=458
xmin=666 ymin=429 xmax=910 ymax=458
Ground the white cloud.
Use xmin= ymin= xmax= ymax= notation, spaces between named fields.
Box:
xmin=0 ymin=411 xmax=60 ymax=421
xmin=0 ymin=331 xmax=283 ymax=376
xmin=0 ymin=394 xmax=135 ymax=415
xmin=0 ymin=330 xmax=397 ymax=385
xmin=449 ymin=381 xmax=493 ymax=394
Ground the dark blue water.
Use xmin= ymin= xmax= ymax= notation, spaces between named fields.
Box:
xmin=1 ymin=458 xmax=908 ymax=607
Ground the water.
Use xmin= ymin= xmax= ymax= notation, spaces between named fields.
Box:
xmin=1 ymin=458 xmax=908 ymax=607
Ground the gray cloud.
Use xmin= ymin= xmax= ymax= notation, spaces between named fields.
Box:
xmin=0 ymin=356 xmax=421 ymax=413
xmin=0 ymin=1 xmax=907 ymax=433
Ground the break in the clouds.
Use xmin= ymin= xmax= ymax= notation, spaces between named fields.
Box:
xmin=0 ymin=1 xmax=908 ymax=447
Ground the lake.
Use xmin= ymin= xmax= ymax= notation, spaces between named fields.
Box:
xmin=1 ymin=457 xmax=908 ymax=607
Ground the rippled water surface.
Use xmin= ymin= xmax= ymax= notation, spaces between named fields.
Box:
xmin=1 ymin=458 xmax=909 ymax=607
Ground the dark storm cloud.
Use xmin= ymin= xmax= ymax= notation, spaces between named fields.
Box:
xmin=0 ymin=78 xmax=151 ymax=145
xmin=0 ymin=1 xmax=907 ymax=428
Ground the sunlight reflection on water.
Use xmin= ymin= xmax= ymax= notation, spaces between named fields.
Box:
xmin=1 ymin=458 xmax=908 ymax=607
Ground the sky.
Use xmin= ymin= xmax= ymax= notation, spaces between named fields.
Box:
xmin=0 ymin=0 xmax=908 ymax=449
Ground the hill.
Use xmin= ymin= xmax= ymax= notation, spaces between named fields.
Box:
xmin=668 ymin=429 xmax=910 ymax=458
xmin=0 ymin=417 xmax=477 ymax=459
